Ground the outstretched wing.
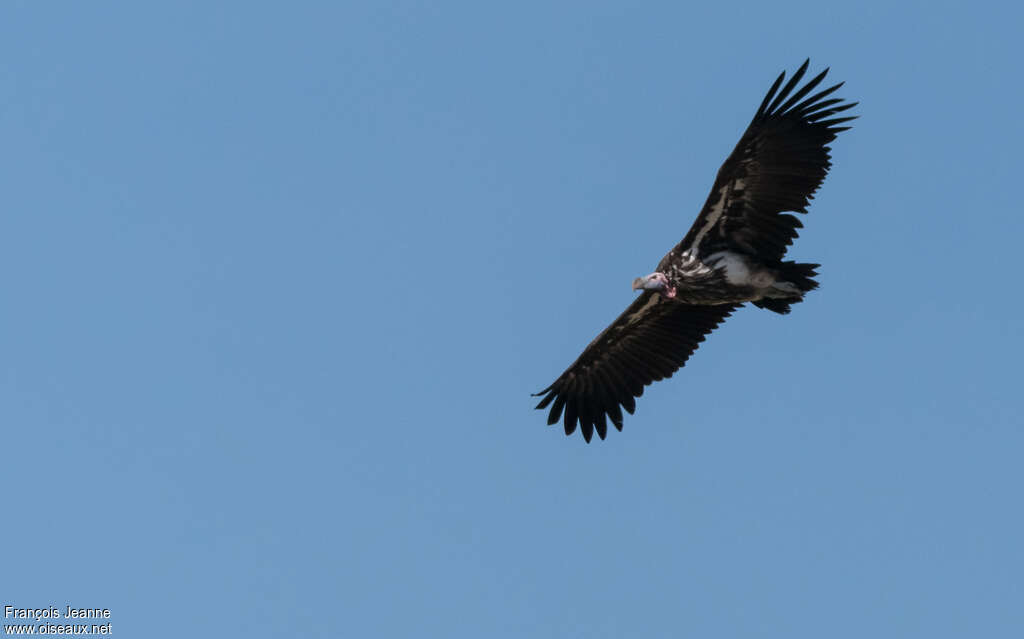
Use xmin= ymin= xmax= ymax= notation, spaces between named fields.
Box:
xmin=681 ymin=59 xmax=857 ymax=261
xmin=533 ymin=292 xmax=737 ymax=442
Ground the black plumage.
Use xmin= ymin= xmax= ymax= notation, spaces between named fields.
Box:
xmin=533 ymin=60 xmax=857 ymax=442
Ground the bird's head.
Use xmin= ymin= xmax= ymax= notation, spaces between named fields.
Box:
xmin=632 ymin=272 xmax=676 ymax=298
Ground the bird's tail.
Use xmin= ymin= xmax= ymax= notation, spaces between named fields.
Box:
xmin=753 ymin=261 xmax=819 ymax=315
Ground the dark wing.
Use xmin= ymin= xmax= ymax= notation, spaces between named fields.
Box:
xmin=533 ymin=292 xmax=737 ymax=442
xmin=680 ymin=59 xmax=857 ymax=261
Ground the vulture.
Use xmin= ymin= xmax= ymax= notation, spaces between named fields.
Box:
xmin=533 ymin=60 xmax=857 ymax=442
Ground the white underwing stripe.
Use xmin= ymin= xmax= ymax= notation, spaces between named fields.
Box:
xmin=625 ymin=294 xmax=660 ymax=326
xmin=690 ymin=178 xmax=744 ymax=254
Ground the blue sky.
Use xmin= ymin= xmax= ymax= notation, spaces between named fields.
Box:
xmin=3 ymin=1 xmax=1022 ymax=637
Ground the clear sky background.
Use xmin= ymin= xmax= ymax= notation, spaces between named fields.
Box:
xmin=3 ymin=1 xmax=1022 ymax=637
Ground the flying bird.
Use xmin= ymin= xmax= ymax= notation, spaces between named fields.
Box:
xmin=533 ymin=60 xmax=857 ymax=442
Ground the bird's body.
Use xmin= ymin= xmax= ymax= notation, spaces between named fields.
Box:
xmin=655 ymin=249 xmax=806 ymax=305
xmin=534 ymin=60 xmax=857 ymax=442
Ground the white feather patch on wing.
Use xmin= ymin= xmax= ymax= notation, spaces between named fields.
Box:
xmin=625 ymin=293 xmax=661 ymax=326
xmin=690 ymin=179 xmax=743 ymax=255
